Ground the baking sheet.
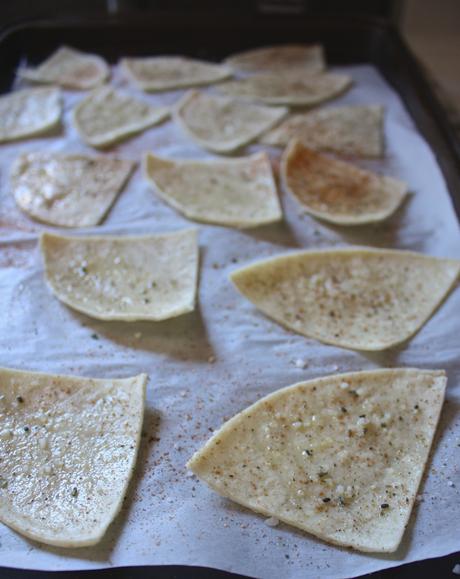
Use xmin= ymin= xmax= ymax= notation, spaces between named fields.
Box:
xmin=0 ymin=63 xmax=459 ymax=578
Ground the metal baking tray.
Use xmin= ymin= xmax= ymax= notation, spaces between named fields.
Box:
xmin=0 ymin=13 xmax=459 ymax=579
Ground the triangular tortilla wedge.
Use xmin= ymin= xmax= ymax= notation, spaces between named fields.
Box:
xmin=261 ymin=105 xmax=384 ymax=157
xmin=0 ymin=367 xmax=146 ymax=547
xmin=18 ymin=46 xmax=109 ymax=90
xmin=40 ymin=229 xmax=198 ymax=321
xmin=217 ymin=72 xmax=352 ymax=107
xmin=281 ymin=141 xmax=407 ymax=225
xmin=12 ymin=153 xmax=135 ymax=227
xmin=230 ymin=247 xmax=460 ymax=351
xmin=224 ymin=44 xmax=325 ymax=74
xmin=188 ymin=368 xmax=446 ymax=553
xmin=144 ymin=151 xmax=282 ymax=228
xmin=174 ymin=90 xmax=287 ymax=154
xmin=121 ymin=56 xmax=231 ymax=92
xmin=73 ymin=86 xmax=169 ymax=148
xmin=0 ymin=88 xmax=61 ymax=143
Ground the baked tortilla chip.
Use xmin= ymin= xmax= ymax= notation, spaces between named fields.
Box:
xmin=144 ymin=151 xmax=282 ymax=228
xmin=121 ymin=56 xmax=231 ymax=92
xmin=224 ymin=44 xmax=325 ymax=74
xmin=73 ymin=86 xmax=169 ymax=148
xmin=0 ymin=87 xmax=61 ymax=143
xmin=281 ymin=141 xmax=406 ymax=225
xmin=188 ymin=369 xmax=446 ymax=553
xmin=218 ymin=72 xmax=352 ymax=107
xmin=18 ymin=46 xmax=109 ymax=90
xmin=175 ymin=90 xmax=287 ymax=153
xmin=40 ymin=229 xmax=198 ymax=321
xmin=12 ymin=153 xmax=135 ymax=227
xmin=231 ymin=247 xmax=460 ymax=351
xmin=0 ymin=367 xmax=146 ymax=547
xmin=262 ymin=105 xmax=384 ymax=157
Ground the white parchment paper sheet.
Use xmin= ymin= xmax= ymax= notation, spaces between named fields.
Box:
xmin=0 ymin=64 xmax=459 ymax=578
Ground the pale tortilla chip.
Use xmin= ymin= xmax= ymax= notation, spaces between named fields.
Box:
xmin=144 ymin=151 xmax=282 ymax=228
xmin=0 ymin=88 xmax=61 ymax=143
xmin=224 ymin=44 xmax=325 ymax=74
xmin=261 ymin=105 xmax=384 ymax=157
xmin=11 ymin=153 xmax=135 ymax=228
xmin=121 ymin=56 xmax=231 ymax=92
xmin=188 ymin=368 xmax=446 ymax=553
xmin=230 ymin=247 xmax=460 ymax=350
xmin=73 ymin=86 xmax=169 ymax=148
xmin=174 ymin=90 xmax=287 ymax=153
xmin=18 ymin=46 xmax=109 ymax=90
xmin=281 ymin=141 xmax=407 ymax=225
xmin=0 ymin=366 xmax=146 ymax=547
xmin=40 ymin=229 xmax=198 ymax=321
xmin=218 ymin=72 xmax=352 ymax=107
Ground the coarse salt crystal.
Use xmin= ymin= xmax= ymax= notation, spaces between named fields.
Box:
xmin=448 ymin=480 xmax=455 ymax=488
xmin=113 ymin=256 xmax=121 ymax=265
xmin=294 ymin=358 xmax=308 ymax=369
xmin=340 ymin=382 xmax=349 ymax=390
xmin=208 ymin=356 xmax=216 ymax=363
xmin=264 ymin=517 xmax=279 ymax=527
xmin=134 ymin=332 xmax=142 ymax=339
xmin=453 ymin=564 xmax=460 ymax=575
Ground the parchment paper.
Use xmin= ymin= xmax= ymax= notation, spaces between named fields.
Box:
xmin=0 ymin=64 xmax=459 ymax=578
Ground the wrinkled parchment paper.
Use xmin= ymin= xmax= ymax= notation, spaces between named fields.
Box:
xmin=0 ymin=64 xmax=459 ymax=578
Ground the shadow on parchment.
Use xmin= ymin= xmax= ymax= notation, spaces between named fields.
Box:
xmin=241 ymin=218 xmax=301 ymax=249
xmin=69 ymin=302 xmax=215 ymax=364
xmin=21 ymin=406 xmax=162 ymax=563
xmin=312 ymin=193 xmax=413 ymax=249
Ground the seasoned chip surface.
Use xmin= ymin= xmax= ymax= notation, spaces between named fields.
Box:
xmin=12 ymin=153 xmax=135 ymax=227
xmin=231 ymin=247 xmax=460 ymax=350
xmin=40 ymin=229 xmax=199 ymax=321
xmin=281 ymin=141 xmax=406 ymax=225
xmin=0 ymin=367 xmax=146 ymax=547
xmin=224 ymin=44 xmax=325 ymax=74
xmin=144 ymin=151 xmax=282 ymax=228
xmin=121 ymin=56 xmax=231 ymax=92
xmin=262 ymin=105 xmax=384 ymax=157
xmin=175 ymin=90 xmax=287 ymax=153
xmin=18 ymin=46 xmax=109 ymax=90
xmin=188 ymin=369 xmax=446 ymax=552
xmin=0 ymin=88 xmax=61 ymax=143
xmin=218 ymin=72 xmax=352 ymax=107
xmin=73 ymin=86 xmax=169 ymax=147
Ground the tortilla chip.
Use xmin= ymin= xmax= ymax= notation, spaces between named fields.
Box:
xmin=73 ymin=86 xmax=169 ymax=148
xmin=12 ymin=153 xmax=135 ymax=228
xmin=261 ymin=105 xmax=384 ymax=157
xmin=121 ymin=56 xmax=231 ymax=92
xmin=40 ymin=229 xmax=198 ymax=321
xmin=281 ymin=141 xmax=407 ymax=225
xmin=18 ymin=46 xmax=109 ymax=90
xmin=230 ymin=247 xmax=460 ymax=351
xmin=188 ymin=368 xmax=446 ymax=553
xmin=224 ymin=44 xmax=325 ymax=74
xmin=0 ymin=88 xmax=61 ymax=143
xmin=0 ymin=366 xmax=146 ymax=547
xmin=144 ymin=151 xmax=282 ymax=228
xmin=175 ymin=90 xmax=287 ymax=154
xmin=217 ymin=72 xmax=352 ymax=107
